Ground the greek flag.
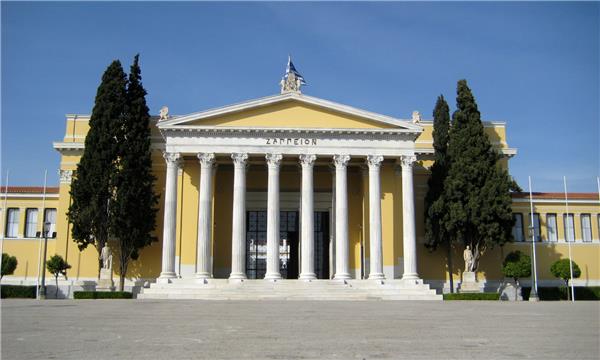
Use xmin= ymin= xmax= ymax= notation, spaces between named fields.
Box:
xmin=284 ymin=55 xmax=307 ymax=85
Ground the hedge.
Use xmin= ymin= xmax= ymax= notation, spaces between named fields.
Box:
xmin=443 ymin=293 xmax=500 ymax=300
xmin=74 ymin=291 xmax=133 ymax=299
xmin=522 ymin=287 xmax=600 ymax=301
xmin=1 ymin=285 xmax=36 ymax=298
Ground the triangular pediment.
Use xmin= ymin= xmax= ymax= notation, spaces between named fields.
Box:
xmin=158 ymin=93 xmax=422 ymax=132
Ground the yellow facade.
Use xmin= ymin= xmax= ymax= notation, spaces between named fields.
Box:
xmin=2 ymin=97 xmax=599 ymax=291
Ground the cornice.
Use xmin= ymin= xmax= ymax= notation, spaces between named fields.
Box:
xmin=414 ymin=147 xmax=518 ymax=157
xmin=418 ymin=120 xmax=507 ymax=126
xmin=53 ymin=142 xmax=84 ymax=151
xmin=160 ymin=126 xmax=421 ymax=138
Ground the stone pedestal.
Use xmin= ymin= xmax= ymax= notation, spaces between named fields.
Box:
xmin=459 ymin=271 xmax=482 ymax=293
xmin=97 ymin=269 xmax=115 ymax=292
xmin=500 ymin=279 xmax=523 ymax=301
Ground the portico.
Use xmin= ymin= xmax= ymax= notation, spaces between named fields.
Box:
xmin=155 ymin=91 xmax=424 ymax=285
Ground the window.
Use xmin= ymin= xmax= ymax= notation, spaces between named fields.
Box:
xmin=563 ymin=214 xmax=575 ymax=242
xmin=547 ymin=214 xmax=558 ymax=242
xmin=529 ymin=213 xmax=541 ymax=241
xmin=5 ymin=208 xmax=20 ymax=238
xmin=24 ymin=208 xmax=38 ymax=238
xmin=512 ymin=213 xmax=524 ymax=242
xmin=581 ymin=214 xmax=592 ymax=242
xmin=43 ymin=208 xmax=57 ymax=238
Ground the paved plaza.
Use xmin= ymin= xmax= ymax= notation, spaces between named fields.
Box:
xmin=1 ymin=299 xmax=599 ymax=359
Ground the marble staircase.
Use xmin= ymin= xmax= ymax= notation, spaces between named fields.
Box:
xmin=138 ymin=279 xmax=442 ymax=300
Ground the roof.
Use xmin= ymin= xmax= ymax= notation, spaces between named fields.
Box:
xmin=1 ymin=186 xmax=60 ymax=194
xmin=157 ymin=92 xmax=423 ymax=132
xmin=512 ymin=192 xmax=599 ymax=201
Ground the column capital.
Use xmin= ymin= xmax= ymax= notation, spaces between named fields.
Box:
xmin=265 ymin=153 xmax=283 ymax=168
xmin=299 ymin=154 xmax=317 ymax=167
xmin=399 ymin=155 xmax=417 ymax=168
xmin=59 ymin=169 xmax=74 ymax=184
xmin=163 ymin=152 xmax=182 ymax=167
xmin=333 ymin=154 xmax=351 ymax=168
xmin=231 ymin=153 xmax=249 ymax=167
xmin=366 ymin=155 xmax=384 ymax=169
xmin=197 ymin=153 xmax=216 ymax=167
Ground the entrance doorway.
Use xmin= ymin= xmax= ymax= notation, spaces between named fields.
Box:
xmin=245 ymin=210 xmax=329 ymax=279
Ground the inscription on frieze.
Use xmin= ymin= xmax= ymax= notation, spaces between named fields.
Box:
xmin=266 ymin=138 xmax=317 ymax=146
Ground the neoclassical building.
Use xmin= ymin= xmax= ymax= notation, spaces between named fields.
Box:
xmin=2 ymin=72 xmax=599 ymax=299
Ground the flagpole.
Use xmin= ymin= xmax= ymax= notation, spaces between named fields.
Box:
xmin=563 ymin=176 xmax=575 ymax=302
xmin=0 ymin=170 xmax=9 ymax=284
xmin=528 ymin=176 xmax=539 ymax=301
xmin=597 ymin=177 xmax=599 ymax=204
xmin=36 ymin=170 xmax=48 ymax=300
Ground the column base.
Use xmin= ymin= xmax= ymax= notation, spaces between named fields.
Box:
xmin=299 ymin=273 xmax=317 ymax=281
xmin=401 ymin=273 xmax=423 ymax=285
xmin=333 ymin=273 xmax=351 ymax=280
xmin=157 ymin=272 xmax=177 ymax=284
xmin=264 ymin=273 xmax=282 ymax=281
xmin=195 ymin=272 xmax=211 ymax=284
xmin=368 ymin=273 xmax=385 ymax=280
xmin=229 ymin=273 xmax=247 ymax=282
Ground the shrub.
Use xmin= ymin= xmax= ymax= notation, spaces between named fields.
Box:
xmin=46 ymin=254 xmax=71 ymax=298
xmin=443 ymin=293 xmax=500 ymax=300
xmin=522 ymin=286 xmax=600 ymax=301
xmin=1 ymin=253 xmax=18 ymax=280
xmin=550 ymin=259 xmax=581 ymax=300
xmin=502 ymin=250 xmax=531 ymax=301
xmin=0 ymin=285 xmax=36 ymax=298
xmin=74 ymin=291 xmax=133 ymax=299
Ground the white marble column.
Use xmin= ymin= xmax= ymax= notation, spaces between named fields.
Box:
xmin=299 ymin=154 xmax=317 ymax=280
xmin=265 ymin=153 xmax=283 ymax=280
xmin=196 ymin=153 xmax=215 ymax=280
xmin=367 ymin=155 xmax=385 ymax=280
xmin=229 ymin=153 xmax=248 ymax=281
xmin=333 ymin=154 xmax=351 ymax=280
xmin=158 ymin=152 xmax=181 ymax=283
xmin=400 ymin=155 xmax=420 ymax=281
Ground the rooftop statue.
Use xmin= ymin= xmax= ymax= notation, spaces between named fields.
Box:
xmin=280 ymin=55 xmax=306 ymax=94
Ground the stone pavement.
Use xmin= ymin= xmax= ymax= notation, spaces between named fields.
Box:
xmin=1 ymin=300 xmax=598 ymax=359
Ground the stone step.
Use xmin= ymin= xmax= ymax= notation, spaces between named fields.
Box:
xmin=137 ymin=293 xmax=442 ymax=301
xmin=142 ymin=288 xmax=435 ymax=296
xmin=140 ymin=279 xmax=442 ymax=301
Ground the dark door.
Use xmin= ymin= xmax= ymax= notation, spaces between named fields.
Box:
xmin=246 ymin=210 xmax=300 ymax=279
xmin=314 ymin=211 xmax=330 ymax=279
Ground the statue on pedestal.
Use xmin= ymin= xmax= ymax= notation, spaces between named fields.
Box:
xmin=97 ymin=244 xmax=115 ymax=291
xmin=101 ymin=244 xmax=113 ymax=271
xmin=460 ymin=245 xmax=482 ymax=293
xmin=463 ymin=245 xmax=474 ymax=272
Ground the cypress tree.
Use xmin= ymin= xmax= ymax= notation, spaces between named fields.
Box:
xmin=110 ymin=54 xmax=159 ymax=291
xmin=68 ymin=61 xmax=127 ymax=276
xmin=424 ymin=95 xmax=453 ymax=291
xmin=443 ymin=80 xmax=517 ymax=272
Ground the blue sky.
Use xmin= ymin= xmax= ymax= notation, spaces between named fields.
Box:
xmin=1 ymin=1 xmax=598 ymax=192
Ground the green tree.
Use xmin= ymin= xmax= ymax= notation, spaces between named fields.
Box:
xmin=46 ymin=254 xmax=71 ymax=298
xmin=110 ymin=55 xmax=159 ymax=291
xmin=424 ymin=95 xmax=454 ymax=291
xmin=442 ymin=80 xmax=518 ymax=271
xmin=550 ymin=258 xmax=581 ymax=300
xmin=502 ymin=251 xmax=531 ymax=300
xmin=68 ymin=61 xmax=127 ymax=277
xmin=1 ymin=253 xmax=18 ymax=280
